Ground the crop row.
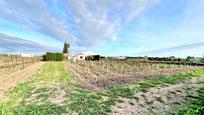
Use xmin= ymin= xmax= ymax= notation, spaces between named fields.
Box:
xmin=0 ymin=56 xmax=41 ymax=75
xmin=65 ymin=60 xmax=202 ymax=90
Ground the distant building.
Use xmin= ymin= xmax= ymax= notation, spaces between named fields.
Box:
xmin=74 ymin=53 xmax=86 ymax=60
xmin=21 ymin=54 xmax=34 ymax=57
xmin=64 ymin=51 xmax=98 ymax=61
xmin=108 ymin=56 xmax=127 ymax=60
xmin=189 ymin=57 xmax=202 ymax=63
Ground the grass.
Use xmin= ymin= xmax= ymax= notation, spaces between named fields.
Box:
xmin=0 ymin=62 xmax=204 ymax=114
xmin=155 ymin=97 xmax=164 ymax=103
xmin=107 ymin=69 xmax=204 ymax=99
xmin=168 ymin=87 xmax=204 ymax=115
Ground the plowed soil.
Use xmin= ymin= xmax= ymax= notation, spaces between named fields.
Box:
xmin=65 ymin=62 xmax=203 ymax=90
xmin=0 ymin=62 xmax=44 ymax=99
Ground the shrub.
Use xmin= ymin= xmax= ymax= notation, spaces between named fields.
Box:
xmin=86 ymin=56 xmax=94 ymax=61
xmin=201 ymin=58 xmax=204 ymax=63
xmin=43 ymin=52 xmax=64 ymax=61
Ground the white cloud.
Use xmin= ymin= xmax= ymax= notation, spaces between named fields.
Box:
xmin=138 ymin=42 xmax=204 ymax=57
xmin=0 ymin=0 xmax=77 ymax=43
xmin=66 ymin=0 xmax=160 ymax=46
xmin=0 ymin=33 xmax=57 ymax=54
xmin=0 ymin=0 xmax=160 ymax=50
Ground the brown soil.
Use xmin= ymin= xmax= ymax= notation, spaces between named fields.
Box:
xmin=111 ymin=76 xmax=204 ymax=115
xmin=65 ymin=62 xmax=203 ymax=90
xmin=0 ymin=62 xmax=44 ymax=99
xmin=0 ymin=62 xmax=37 ymax=76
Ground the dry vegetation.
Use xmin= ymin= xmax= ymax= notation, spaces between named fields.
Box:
xmin=0 ymin=55 xmax=40 ymax=75
xmin=65 ymin=60 xmax=203 ymax=90
xmin=0 ymin=62 xmax=44 ymax=99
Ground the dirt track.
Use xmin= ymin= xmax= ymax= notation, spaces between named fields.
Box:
xmin=0 ymin=62 xmax=44 ymax=99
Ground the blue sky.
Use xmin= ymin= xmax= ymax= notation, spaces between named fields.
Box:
xmin=0 ymin=0 xmax=204 ymax=57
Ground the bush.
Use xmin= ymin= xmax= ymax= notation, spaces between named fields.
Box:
xmin=43 ymin=52 xmax=64 ymax=61
xmin=86 ymin=56 xmax=94 ymax=61
xmin=201 ymin=58 xmax=204 ymax=63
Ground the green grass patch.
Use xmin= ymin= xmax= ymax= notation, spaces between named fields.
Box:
xmin=107 ymin=69 xmax=204 ymax=99
xmin=0 ymin=103 xmax=67 ymax=115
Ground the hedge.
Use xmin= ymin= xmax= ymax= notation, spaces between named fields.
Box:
xmin=43 ymin=52 xmax=64 ymax=61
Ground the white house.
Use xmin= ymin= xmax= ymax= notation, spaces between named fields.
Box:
xmin=21 ymin=54 xmax=34 ymax=57
xmin=73 ymin=53 xmax=86 ymax=60
xmin=66 ymin=51 xmax=97 ymax=60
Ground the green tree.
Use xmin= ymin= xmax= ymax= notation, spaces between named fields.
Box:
xmin=201 ymin=55 xmax=204 ymax=63
xmin=63 ymin=42 xmax=70 ymax=53
xmin=186 ymin=56 xmax=194 ymax=62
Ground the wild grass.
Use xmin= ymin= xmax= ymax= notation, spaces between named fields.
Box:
xmin=0 ymin=62 xmax=203 ymax=114
xmin=168 ymin=87 xmax=204 ymax=115
xmin=107 ymin=69 xmax=204 ymax=99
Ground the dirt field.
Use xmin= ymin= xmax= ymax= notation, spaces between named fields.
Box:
xmin=0 ymin=61 xmax=203 ymax=114
xmin=0 ymin=62 xmax=44 ymax=99
xmin=65 ymin=61 xmax=203 ymax=90
xmin=0 ymin=56 xmax=40 ymax=76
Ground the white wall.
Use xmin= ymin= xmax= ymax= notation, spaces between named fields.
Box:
xmin=76 ymin=55 xmax=86 ymax=60
xmin=21 ymin=54 xmax=34 ymax=57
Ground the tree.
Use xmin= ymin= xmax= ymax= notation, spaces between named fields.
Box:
xmin=63 ymin=42 xmax=70 ymax=53
xmin=169 ymin=56 xmax=175 ymax=61
xmin=201 ymin=55 xmax=204 ymax=63
xmin=186 ymin=56 xmax=194 ymax=62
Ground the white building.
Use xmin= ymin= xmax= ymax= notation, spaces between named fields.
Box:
xmin=66 ymin=51 xmax=97 ymax=60
xmin=74 ymin=53 xmax=86 ymax=60
xmin=21 ymin=54 xmax=34 ymax=57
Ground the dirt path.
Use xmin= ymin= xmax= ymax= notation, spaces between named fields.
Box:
xmin=0 ymin=62 xmax=44 ymax=99
xmin=112 ymin=76 xmax=204 ymax=115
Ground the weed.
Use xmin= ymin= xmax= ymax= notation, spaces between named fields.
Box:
xmin=146 ymin=101 xmax=154 ymax=105
xmin=168 ymin=87 xmax=204 ymax=114
xmin=117 ymin=99 xmax=124 ymax=103
xmin=128 ymin=101 xmax=135 ymax=106
xmin=168 ymin=91 xmax=177 ymax=95
xmin=155 ymin=97 xmax=164 ymax=103
xmin=133 ymin=96 xmax=139 ymax=102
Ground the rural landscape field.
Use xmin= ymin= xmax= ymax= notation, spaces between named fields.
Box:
xmin=1 ymin=0 xmax=204 ymax=115
xmin=0 ymin=55 xmax=204 ymax=114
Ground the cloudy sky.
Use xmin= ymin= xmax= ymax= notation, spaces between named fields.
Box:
xmin=0 ymin=0 xmax=204 ymax=57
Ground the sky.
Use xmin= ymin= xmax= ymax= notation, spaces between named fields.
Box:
xmin=0 ymin=0 xmax=204 ymax=57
